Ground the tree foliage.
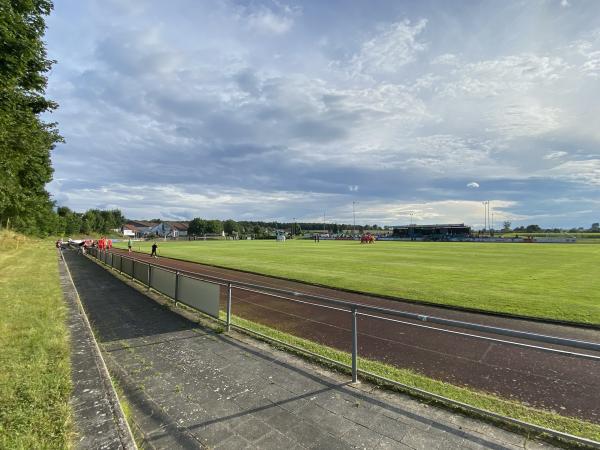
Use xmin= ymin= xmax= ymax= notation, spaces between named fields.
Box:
xmin=223 ymin=219 xmax=238 ymax=236
xmin=47 ymin=206 xmax=125 ymax=236
xmin=0 ymin=0 xmax=62 ymax=235
xmin=188 ymin=218 xmax=207 ymax=236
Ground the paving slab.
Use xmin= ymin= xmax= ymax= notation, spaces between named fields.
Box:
xmin=62 ymin=250 xmax=564 ymax=450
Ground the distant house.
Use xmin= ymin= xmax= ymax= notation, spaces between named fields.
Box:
xmin=122 ymin=225 xmax=136 ymax=237
xmin=164 ymin=221 xmax=189 ymax=238
xmin=147 ymin=221 xmax=189 ymax=238
xmin=121 ymin=220 xmax=189 ymax=238
xmin=121 ymin=220 xmax=159 ymax=238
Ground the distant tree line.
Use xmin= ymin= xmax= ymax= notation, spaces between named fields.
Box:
xmin=185 ymin=218 xmax=381 ymax=238
xmin=502 ymin=222 xmax=600 ymax=233
xmin=56 ymin=207 xmax=125 ymax=235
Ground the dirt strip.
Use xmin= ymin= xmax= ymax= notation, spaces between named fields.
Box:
xmin=111 ymin=249 xmax=600 ymax=423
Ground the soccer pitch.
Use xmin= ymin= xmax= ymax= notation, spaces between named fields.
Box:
xmin=118 ymin=239 xmax=600 ymax=325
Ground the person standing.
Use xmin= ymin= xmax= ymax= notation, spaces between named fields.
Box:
xmin=128 ymin=238 xmax=132 ymax=253
xmin=151 ymin=242 xmax=158 ymax=258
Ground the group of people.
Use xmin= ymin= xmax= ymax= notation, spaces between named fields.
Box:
xmin=97 ymin=237 xmax=113 ymax=251
xmin=64 ymin=236 xmax=158 ymax=258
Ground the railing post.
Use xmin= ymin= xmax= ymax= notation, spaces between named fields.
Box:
xmin=351 ymin=306 xmax=358 ymax=384
xmin=147 ymin=264 xmax=152 ymax=290
xmin=174 ymin=271 xmax=179 ymax=302
xmin=226 ymin=283 xmax=232 ymax=332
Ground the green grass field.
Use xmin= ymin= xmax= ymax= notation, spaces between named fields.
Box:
xmin=0 ymin=232 xmax=72 ymax=448
xmin=118 ymin=239 xmax=600 ymax=325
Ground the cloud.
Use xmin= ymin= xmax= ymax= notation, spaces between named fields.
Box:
xmin=484 ymin=103 xmax=562 ymax=138
xmin=439 ymin=54 xmax=569 ymax=99
xmin=432 ymin=53 xmax=459 ymax=66
xmin=467 ymin=182 xmax=480 ymax=188
xmin=332 ymin=199 xmax=525 ymax=227
xmin=242 ymin=4 xmax=299 ymax=35
xmin=543 ymin=151 xmax=568 ymax=160
xmin=349 ymin=19 xmax=428 ymax=76
xmin=544 ymin=159 xmax=600 ymax=186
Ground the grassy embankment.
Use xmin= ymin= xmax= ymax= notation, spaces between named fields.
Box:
xmin=117 ymin=239 xmax=600 ymax=325
xmin=0 ymin=231 xmax=72 ymax=449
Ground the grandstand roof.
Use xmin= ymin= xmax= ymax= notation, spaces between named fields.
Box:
xmin=393 ymin=223 xmax=468 ymax=229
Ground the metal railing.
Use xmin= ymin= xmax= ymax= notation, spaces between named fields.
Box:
xmin=84 ymin=247 xmax=600 ymax=448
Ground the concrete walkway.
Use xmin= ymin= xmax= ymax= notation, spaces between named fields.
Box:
xmin=60 ymin=252 xmax=136 ymax=449
xmin=63 ymin=250 xmax=557 ymax=449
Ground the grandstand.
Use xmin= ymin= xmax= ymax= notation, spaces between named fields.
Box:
xmin=392 ymin=224 xmax=471 ymax=240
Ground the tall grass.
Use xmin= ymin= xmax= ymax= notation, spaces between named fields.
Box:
xmin=0 ymin=232 xmax=72 ymax=449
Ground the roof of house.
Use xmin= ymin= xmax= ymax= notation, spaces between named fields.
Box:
xmin=164 ymin=221 xmax=189 ymax=231
xmin=124 ymin=220 xmax=159 ymax=230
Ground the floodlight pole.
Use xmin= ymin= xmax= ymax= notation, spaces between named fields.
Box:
xmin=353 ymin=201 xmax=357 ymax=237
xmin=482 ymin=201 xmax=488 ymax=234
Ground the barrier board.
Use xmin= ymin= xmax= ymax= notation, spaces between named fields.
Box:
xmin=178 ymin=275 xmax=220 ymax=318
xmin=133 ymin=260 xmax=149 ymax=285
xmin=150 ymin=267 xmax=176 ymax=298
xmin=121 ymin=258 xmax=133 ymax=277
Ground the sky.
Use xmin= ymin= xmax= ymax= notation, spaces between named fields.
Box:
xmin=43 ymin=0 xmax=600 ymax=228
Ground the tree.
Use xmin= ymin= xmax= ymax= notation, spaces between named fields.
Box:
xmin=591 ymin=223 xmax=599 ymax=232
xmin=56 ymin=206 xmax=71 ymax=217
xmin=223 ymin=219 xmax=238 ymax=236
xmin=0 ymin=1 xmax=62 ymax=235
xmin=188 ymin=218 xmax=207 ymax=236
xmin=206 ymin=220 xmax=223 ymax=234
xmin=502 ymin=221 xmax=512 ymax=232
xmin=65 ymin=212 xmax=81 ymax=235
xmin=525 ymin=224 xmax=542 ymax=233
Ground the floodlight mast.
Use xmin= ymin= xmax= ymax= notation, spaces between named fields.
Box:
xmin=482 ymin=201 xmax=488 ymax=234
xmin=352 ymin=201 xmax=358 ymax=237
